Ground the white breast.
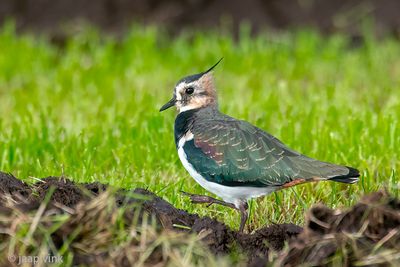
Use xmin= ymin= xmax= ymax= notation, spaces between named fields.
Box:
xmin=177 ymin=132 xmax=276 ymax=206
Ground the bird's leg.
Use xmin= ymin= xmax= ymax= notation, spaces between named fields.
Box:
xmin=238 ymin=201 xmax=249 ymax=233
xmin=181 ymin=191 xmax=249 ymax=233
xmin=181 ymin=191 xmax=236 ymax=208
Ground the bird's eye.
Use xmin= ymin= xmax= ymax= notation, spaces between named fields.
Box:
xmin=185 ymin=87 xmax=194 ymax=95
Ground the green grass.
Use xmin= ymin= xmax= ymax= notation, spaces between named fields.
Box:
xmin=0 ymin=22 xmax=399 ymax=230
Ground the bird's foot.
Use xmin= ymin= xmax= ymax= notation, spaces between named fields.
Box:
xmin=180 ymin=191 xmax=235 ymax=208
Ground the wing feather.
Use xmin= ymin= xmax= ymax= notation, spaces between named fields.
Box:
xmin=183 ymin=119 xmax=350 ymax=187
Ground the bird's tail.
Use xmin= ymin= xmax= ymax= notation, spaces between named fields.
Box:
xmin=328 ymin=166 xmax=360 ymax=184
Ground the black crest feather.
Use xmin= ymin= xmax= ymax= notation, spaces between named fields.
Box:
xmin=177 ymin=58 xmax=223 ymax=84
xmin=204 ymin=57 xmax=223 ymax=74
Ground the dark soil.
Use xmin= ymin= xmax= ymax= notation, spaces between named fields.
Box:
xmin=0 ymin=172 xmax=302 ymax=265
xmin=279 ymin=191 xmax=400 ymax=266
xmin=1 ymin=0 xmax=400 ymax=38
xmin=0 ymin=171 xmax=399 ymax=266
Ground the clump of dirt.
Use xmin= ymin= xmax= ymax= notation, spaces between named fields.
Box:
xmin=33 ymin=177 xmax=107 ymax=207
xmin=0 ymin=172 xmax=31 ymax=199
xmin=0 ymin=171 xmax=399 ymax=266
xmin=279 ymin=191 xmax=400 ymax=266
xmin=242 ymin=223 xmax=303 ymax=266
xmin=0 ymin=172 xmax=301 ymax=266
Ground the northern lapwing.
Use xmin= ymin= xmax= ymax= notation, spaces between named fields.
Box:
xmin=160 ymin=59 xmax=360 ymax=232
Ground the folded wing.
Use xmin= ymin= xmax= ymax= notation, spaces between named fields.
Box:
xmin=183 ymin=119 xmax=355 ymax=187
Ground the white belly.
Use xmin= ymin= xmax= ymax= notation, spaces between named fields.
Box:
xmin=177 ymin=135 xmax=276 ymax=206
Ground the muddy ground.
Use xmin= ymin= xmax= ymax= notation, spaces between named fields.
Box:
xmin=0 ymin=171 xmax=399 ymax=266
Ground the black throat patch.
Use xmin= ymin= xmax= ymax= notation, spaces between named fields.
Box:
xmin=174 ymin=109 xmax=199 ymax=147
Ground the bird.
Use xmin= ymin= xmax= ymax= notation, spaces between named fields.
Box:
xmin=159 ymin=59 xmax=360 ymax=233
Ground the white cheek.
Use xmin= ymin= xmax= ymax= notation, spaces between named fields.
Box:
xmin=174 ymin=91 xmax=183 ymax=110
xmin=176 ymin=92 xmax=182 ymax=101
xmin=175 ymin=82 xmax=187 ymax=101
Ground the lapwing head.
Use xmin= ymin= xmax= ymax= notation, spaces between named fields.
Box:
xmin=160 ymin=58 xmax=223 ymax=113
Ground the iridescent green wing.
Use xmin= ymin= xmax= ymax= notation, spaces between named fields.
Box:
xmin=184 ymin=119 xmax=350 ymax=187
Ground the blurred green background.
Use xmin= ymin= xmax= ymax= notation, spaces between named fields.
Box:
xmin=0 ymin=19 xmax=399 ymax=229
